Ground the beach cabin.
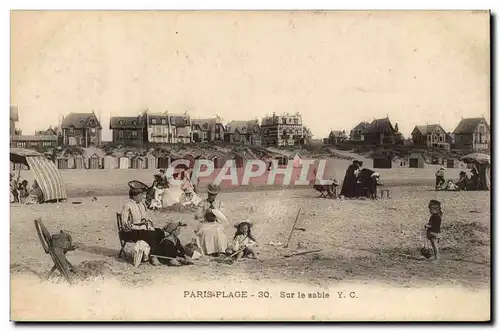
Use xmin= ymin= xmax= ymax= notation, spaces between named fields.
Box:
xmin=146 ymin=156 xmax=156 ymax=169
xmin=157 ymin=156 xmax=170 ymax=169
xmin=56 ymin=157 xmax=69 ymax=170
xmin=88 ymin=153 xmax=101 ymax=169
xmin=409 ymin=153 xmax=425 ymax=168
xmin=131 ymin=156 xmax=146 ymax=169
xmin=103 ymin=155 xmax=118 ymax=169
xmin=233 ymin=154 xmax=245 ymax=168
xmin=214 ymin=155 xmax=227 ymax=169
xmin=67 ymin=156 xmax=75 ymax=169
xmin=119 ymin=157 xmax=130 ymax=169
xmin=74 ymin=155 xmax=85 ymax=169
xmin=275 ymin=156 xmax=288 ymax=167
xmin=447 ymin=158 xmax=457 ymax=168
xmin=372 ymin=154 xmax=392 ymax=169
xmin=183 ymin=154 xmax=195 ymax=168
xmin=291 ymin=153 xmax=303 ymax=168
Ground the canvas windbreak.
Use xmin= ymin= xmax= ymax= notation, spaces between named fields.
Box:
xmin=26 ymin=156 xmax=67 ymax=201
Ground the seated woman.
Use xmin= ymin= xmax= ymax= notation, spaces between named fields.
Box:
xmin=25 ymin=180 xmax=45 ymax=205
xmin=10 ymin=173 xmax=19 ymax=203
xmin=147 ymin=175 xmax=166 ymax=210
xmin=18 ymin=180 xmax=29 ymax=204
xmin=120 ymin=180 xmax=160 ymax=267
xmin=226 ymin=222 xmax=257 ymax=259
xmin=156 ymin=221 xmax=193 ymax=266
xmin=455 ymin=171 xmax=468 ymax=191
xmin=195 ymin=209 xmax=228 ymax=257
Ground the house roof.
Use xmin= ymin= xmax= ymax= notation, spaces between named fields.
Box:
xmin=409 ymin=153 xmax=425 ymax=159
xmin=192 ymin=118 xmax=222 ymax=131
xmin=11 ymin=134 xmax=58 ymax=142
xmin=227 ymin=120 xmax=259 ymax=134
xmin=413 ymin=124 xmax=441 ymax=136
xmin=351 ymin=121 xmax=369 ymax=131
xmin=10 ymin=106 xmax=19 ymax=121
xmin=109 ymin=116 xmax=144 ymax=129
xmin=363 ymin=118 xmax=395 ymax=134
xmin=453 ymin=117 xmax=489 ymax=134
xmin=329 ymin=130 xmax=347 ymax=138
xmin=62 ymin=113 xmax=102 ymax=129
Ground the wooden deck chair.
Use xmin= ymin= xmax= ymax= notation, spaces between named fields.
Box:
xmin=116 ymin=212 xmax=138 ymax=259
xmin=34 ymin=218 xmax=75 ymax=285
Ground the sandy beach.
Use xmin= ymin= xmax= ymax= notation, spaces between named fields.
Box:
xmin=10 ymin=186 xmax=490 ymax=321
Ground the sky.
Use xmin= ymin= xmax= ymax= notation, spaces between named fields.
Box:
xmin=11 ymin=11 xmax=490 ymax=141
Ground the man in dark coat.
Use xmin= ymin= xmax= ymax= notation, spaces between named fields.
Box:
xmin=357 ymin=168 xmax=380 ymax=199
xmin=340 ymin=161 xmax=361 ymax=198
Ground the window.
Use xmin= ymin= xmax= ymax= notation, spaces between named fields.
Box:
xmin=161 ymin=119 xmax=167 ymax=125
xmin=152 ymin=119 xmax=157 ymax=124
xmin=132 ymin=131 xmax=137 ymax=136
xmin=118 ymin=131 xmax=124 ymax=138
xmin=90 ymin=128 xmax=96 ymax=133
xmin=119 ymin=120 xmax=123 ymax=125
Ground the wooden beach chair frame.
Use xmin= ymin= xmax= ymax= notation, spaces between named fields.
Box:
xmin=116 ymin=213 xmax=139 ymax=259
xmin=34 ymin=218 xmax=75 ymax=285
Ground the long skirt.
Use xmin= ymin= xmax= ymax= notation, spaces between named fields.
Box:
xmin=196 ymin=222 xmax=228 ymax=256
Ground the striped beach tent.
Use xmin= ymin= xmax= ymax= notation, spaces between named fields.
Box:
xmin=10 ymin=148 xmax=67 ymax=202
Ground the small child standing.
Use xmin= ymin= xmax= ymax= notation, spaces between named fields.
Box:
xmin=425 ymin=199 xmax=442 ymax=260
xmin=226 ymin=222 xmax=258 ymax=259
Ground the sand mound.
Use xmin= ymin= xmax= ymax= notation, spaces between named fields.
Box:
xmin=76 ymin=260 xmax=119 ymax=280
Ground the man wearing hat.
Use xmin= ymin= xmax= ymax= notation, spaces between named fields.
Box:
xmin=194 ymin=183 xmax=225 ymax=221
xmin=120 ymin=180 xmax=160 ymax=266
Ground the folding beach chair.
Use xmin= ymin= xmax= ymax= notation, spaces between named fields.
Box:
xmin=34 ymin=218 xmax=76 ymax=285
xmin=116 ymin=213 xmax=139 ymax=259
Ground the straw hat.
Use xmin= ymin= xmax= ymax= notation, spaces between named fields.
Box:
xmin=162 ymin=221 xmax=187 ymax=234
xmin=128 ymin=180 xmax=149 ymax=196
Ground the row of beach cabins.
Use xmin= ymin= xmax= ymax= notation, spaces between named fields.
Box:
xmin=11 ymin=153 xmax=291 ymax=171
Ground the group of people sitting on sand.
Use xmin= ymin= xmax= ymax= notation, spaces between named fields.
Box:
xmin=339 ymin=160 xmax=380 ymax=199
xmin=120 ymin=181 xmax=257 ymax=268
xmin=145 ymin=168 xmax=202 ymax=210
xmin=9 ymin=173 xmax=45 ymax=205
xmin=435 ymin=165 xmax=487 ymax=191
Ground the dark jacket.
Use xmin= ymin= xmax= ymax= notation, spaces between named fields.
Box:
xmin=157 ymin=237 xmax=186 ymax=262
xmin=427 ymin=214 xmax=442 ymax=233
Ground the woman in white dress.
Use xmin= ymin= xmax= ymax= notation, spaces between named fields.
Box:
xmin=194 ymin=209 xmax=228 ymax=257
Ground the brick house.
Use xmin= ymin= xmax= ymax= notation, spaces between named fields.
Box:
xmin=61 ymin=112 xmax=102 ymax=147
xmin=411 ymin=124 xmax=450 ymax=150
xmin=452 ymin=117 xmax=490 ymax=152
xmin=225 ymin=120 xmax=262 ymax=145
xmin=362 ymin=117 xmax=402 ymax=145
xmin=110 ymin=116 xmax=145 ymax=146
xmin=191 ymin=117 xmax=225 ymax=143
xmin=326 ymin=130 xmax=348 ymax=145
xmin=260 ymin=112 xmax=304 ymax=147
xmin=167 ymin=113 xmax=192 ymax=144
